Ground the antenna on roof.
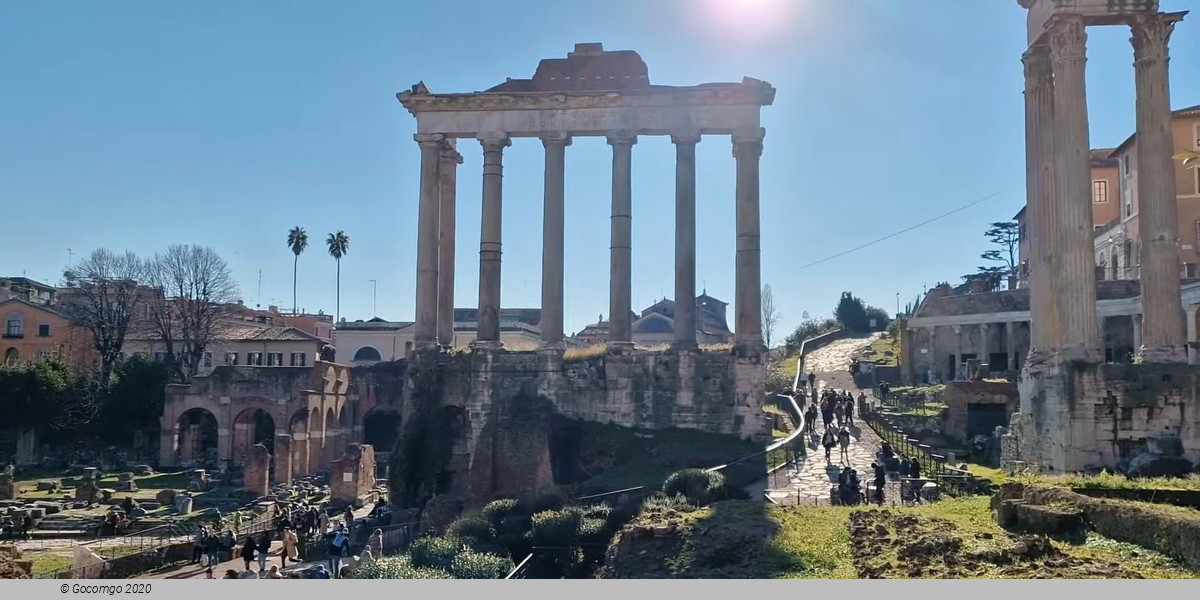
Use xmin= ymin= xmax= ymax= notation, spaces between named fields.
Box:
xmin=256 ymin=270 xmax=262 ymax=309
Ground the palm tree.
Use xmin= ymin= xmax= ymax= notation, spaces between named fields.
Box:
xmin=287 ymin=226 xmax=308 ymax=315
xmin=1176 ymin=150 xmax=1200 ymax=170
xmin=326 ymin=231 xmax=350 ymax=322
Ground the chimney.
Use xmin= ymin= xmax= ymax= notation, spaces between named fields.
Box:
xmin=268 ymin=305 xmax=279 ymax=314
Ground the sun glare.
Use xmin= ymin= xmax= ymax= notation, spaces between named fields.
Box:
xmin=698 ymin=0 xmax=804 ymax=41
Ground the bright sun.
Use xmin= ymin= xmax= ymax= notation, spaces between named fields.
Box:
xmin=699 ymin=0 xmax=802 ymax=40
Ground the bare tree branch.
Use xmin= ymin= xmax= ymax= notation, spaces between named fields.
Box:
xmin=145 ymin=245 xmax=239 ymax=381
xmin=59 ymin=248 xmax=146 ymax=386
xmin=761 ymin=284 xmax=781 ymax=349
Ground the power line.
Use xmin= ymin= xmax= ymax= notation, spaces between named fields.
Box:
xmin=793 ymin=191 xmax=1004 ymax=271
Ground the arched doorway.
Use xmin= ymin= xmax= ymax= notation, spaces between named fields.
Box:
xmin=4 ymin=348 xmax=17 ymax=364
xmin=362 ymin=410 xmax=402 ymax=454
xmin=288 ymin=409 xmax=309 ymax=478
xmin=176 ymin=408 xmax=218 ymax=467
xmin=232 ymin=408 xmax=276 ymax=466
xmin=352 ymin=347 xmax=382 ymax=362
xmin=323 ymin=407 xmax=339 ymax=467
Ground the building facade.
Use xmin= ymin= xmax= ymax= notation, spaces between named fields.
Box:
xmin=0 ymin=298 xmax=94 ymax=366
xmin=333 ymin=308 xmax=543 ymax=366
xmin=569 ymin=293 xmax=735 ymax=346
xmin=126 ymin=321 xmax=324 ymax=376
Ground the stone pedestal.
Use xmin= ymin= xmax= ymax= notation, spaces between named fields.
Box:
xmin=115 ymin=473 xmax=137 ymax=493
xmin=14 ymin=428 xmax=36 ymax=466
xmin=243 ymin=444 xmax=271 ymax=498
xmin=331 ymin=444 xmax=376 ymax=506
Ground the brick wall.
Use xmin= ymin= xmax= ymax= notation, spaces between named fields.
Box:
xmin=943 ymin=380 xmax=1019 ymax=442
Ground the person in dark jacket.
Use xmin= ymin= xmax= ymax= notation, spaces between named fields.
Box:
xmin=240 ymin=537 xmax=256 ymax=573
xmin=256 ymin=532 xmax=271 ymax=572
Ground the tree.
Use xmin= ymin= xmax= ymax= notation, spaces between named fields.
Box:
xmin=145 ymin=245 xmax=239 ymax=381
xmin=835 ymin=291 xmax=870 ymax=333
xmin=287 ymin=226 xmax=309 ymax=315
xmin=60 ymin=248 xmax=146 ymax=387
xmin=327 ymin=231 xmax=350 ymax=322
xmin=761 ymin=284 xmax=781 ymax=349
xmin=1175 ymin=150 xmax=1200 ymax=170
xmin=963 ymin=269 xmax=1005 ymax=292
xmin=979 ymin=221 xmax=1020 ymax=288
xmin=0 ymin=357 xmax=97 ymax=441
xmin=97 ymin=354 xmax=170 ymax=443
xmin=783 ymin=311 xmax=839 ymax=354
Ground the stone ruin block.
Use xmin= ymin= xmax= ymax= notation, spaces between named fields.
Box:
xmin=114 ymin=473 xmax=138 ymax=492
xmin=132 ymin=465 xmax=154 ymax=476
xmin=155 ymin=489 xmax=177 ymax=505
xmin=36 ymin=480 xmax=61 ymax=492
xmin=81 ymin=467 xmax=98 ymax=481
xmin=243 ymin=444 xmax=271 ymax=498
xmin=330 ymin=444 xmax=376 ymax=506
xmin=33 ymin=501 xmax=62 ymax=515
xmin=187 ymin=469 xmax=213 ymax=492
xmin=0 ymin=469 xmax=15 ymax=502
xmin=99 ymin=489 xmax=115 ymax=504
xmin=173 ymin=495 xmax=193 ymax=514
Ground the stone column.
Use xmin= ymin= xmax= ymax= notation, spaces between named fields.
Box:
xmin=1187 ymin=306 xmax=1199 ymax=365
xmin=291 ymin=432 xmax=308 ymax=479
xmin=928 ymin=326 xmax=939 ymax=382
xmin=1132 ymin=14 xmax=1186 ymax=363
xmin=733 ymin=128 xmax=766 ymax=351
xmin=1023 ymin=45 xmax=1059 ymax=357
xmin=1132 ymin=314 xmax=1143 ymax=354
xmin=953 ymin=325 xmax=963 ymax=380
xmin=273 ymin=433 xmax=291 ymax=486
xmin=607 ymin=131 xmax=637 ymax=349
xmin=979 ymin=323 xmax=990 ymax=365
xmin=540 ymin=133 xmax=571 ymax=349
xmin=413 ymin=133 xmax=445 ymax=349
xmin=1005 ymin=321 xmax=1017 ymax=371
xmin=437 ymin=141 xmax=463 ymax=348
xmin=672 ymin=131 xmax=701 ymax=350
xmin=1048 ymin=15 xmax=1101 ymax=360
xmin=476 ymin=134 xmax=511 ymax=348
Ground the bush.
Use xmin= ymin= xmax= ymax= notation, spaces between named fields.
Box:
xmin=524 ymin=489 xmax=567 ymax=514
xmin=529 ymin=508 xmax=584 ymax=576
xmin=662 ymin=468 xmax=727 ymax=506
xmin=481 ymin=498 xmax=521 ymax=529
xmin=445 ymin=516 xmax=496 ymax=546
xmin=408 ymin=536 xmax=466 ymax=571
xmin=347 ymin=556 xmax=451 ymax=579
xmin=450 ymin=550 xmax=514 ymax=579
xmin=640 ymin=493 xmax=699 ymax=516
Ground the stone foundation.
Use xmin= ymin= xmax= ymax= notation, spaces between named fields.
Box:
xmin=943 ymin=380 xmax=1019 ymax=443
xmin=1007 ymin=356 xmax=1200 ymax=472
xmin=243 ymin=444 xmax=271 ymax=498
xmin=331 ymin=444 xmax=376 ymax=505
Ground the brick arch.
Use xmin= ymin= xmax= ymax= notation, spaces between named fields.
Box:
xmin=231 ymin=407 xmax=276 ymax=467
xmin=170 ymin=407 xmax=219 ymax=467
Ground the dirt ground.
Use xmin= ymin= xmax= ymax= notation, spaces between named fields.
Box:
xmin=849 ymin=509 xmax=1148 ymax=579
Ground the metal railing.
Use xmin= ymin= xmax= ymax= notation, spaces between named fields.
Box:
xmin=860 ymin=409 xmax=981 ymax=497
xmin=504 ymin=553 xmax=533 ymax=579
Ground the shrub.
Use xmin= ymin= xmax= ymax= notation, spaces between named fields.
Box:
xmin=481 ymin=498 xmax=521 ymax=529
xmin=524 ymin=488 xmax=567 ymax=514
xmin=347 ymin=556 xmax=451 ymax=579
xmin=640 ymin=492 xmax=699 ymax=516
xmin=529 ymin=508 xmax=584 ymax=576
xmin=445 ymin=516 xmax=496 ymax=546
xmin=408 ymin=536 xmax=466 ymax=571
xmin=662 ymin=468 xmax=727 ymax=506
xmin=450 ymin=550 xmax=514 ymax=579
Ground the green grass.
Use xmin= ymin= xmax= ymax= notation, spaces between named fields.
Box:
xmin=767 ymin=505 xmax=857 ymax=578
xmin=885 ymin=401 xmax=948 ymax=418
xmin=1014 ymin=471 xmax=1200 ymax=492
xmin=28 ymin=553 xmax=72 ymax=577
xmin=772 ymin=429 xmax=790 ymax=440
xmin=865 ymin=335 xmax=899 ymax=367
xmin=776 ymin=353 xmax=800 ymax=388
xmin=888 ymin=384 xmax=946 ymax=396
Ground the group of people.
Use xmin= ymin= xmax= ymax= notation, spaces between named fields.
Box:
xmin=0 ymin=512 xmax=34 ymax=541
xmin=802 ymin=388 xmax=863 ymax=467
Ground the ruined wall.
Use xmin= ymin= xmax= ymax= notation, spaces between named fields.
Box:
xmin=944 ymin=380 xmax=1019 ymax=442
xmin=1010 ymin=359 xmax=1200 ymax=472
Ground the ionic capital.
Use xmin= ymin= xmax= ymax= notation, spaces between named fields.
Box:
xmin=670 ymin=131 xmax=702 ymax=146
xmin=540 ymin=132 xmax=573 ymax=148
xmin=1130 ymin=13 xmax=1177 ymax=63
xmin=1047 ymin=15 xmax=1087 ymax=62
xmin=414 ymin=133 xmax=445 ymax=148
xmin=606 ymin=130 xmax=638 ymax=148
xmin=477 ymin=133 xmax=511 ymax=153
xmin=731 ymin=127 xmax=765 ymax=159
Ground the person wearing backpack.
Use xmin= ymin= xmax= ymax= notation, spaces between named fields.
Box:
xmin=821 ymin=428 xmax=837 ymax=463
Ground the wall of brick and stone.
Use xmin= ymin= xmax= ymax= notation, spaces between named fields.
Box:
xmin=943 ymin=380 xmax=1019 ymax=442
xmin=1011 ymin=359 xmax=1200 ymax=472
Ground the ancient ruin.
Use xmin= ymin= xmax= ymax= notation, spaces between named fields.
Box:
xmin=1008 ymin=0 xmax=1198 ymax=472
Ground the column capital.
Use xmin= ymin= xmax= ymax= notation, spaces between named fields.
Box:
xmin=1129 ymin=13 xmax=1180 ymax=63
xmin=732 ymin=128 xmax=765 ymax=158
xmin=1047 ymin=14 xmax=1087 ymax=62
xmin=952 ymin=324 xmax=962 ymax=334
xmin=606 ymin=131 xmax=637 ymax=147
xmin=540 ymin=132 xmax=573 ymax=147
xmin=1021 ymin=44 xmax=1053 ymax=81
xmin=670 ymin=131 xmax=702 ymax=146
xmin=478 ymin=133 xmax=511 ymax=151
xmin=980 ymin=323 xmax=990 ymax=330
xmin=414 ymin=133 xmax=445 ymax=147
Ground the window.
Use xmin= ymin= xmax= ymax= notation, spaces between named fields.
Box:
xmin=1093 ymin=225 xmax=1103 ymax=231
xmin=248 ymin=352 xmax=263 ymax=366
xmin=202 ymin=352 xmax=212 ymax=368
xmin=1184 ymin=263 xmax=1197 ymax=278
xmin=267 ymin=352 xmax=283 ymax=366
xmin=225 ymin=352 xmax=239 ymax=366
xmin=1092 ymin=180 xmax=1108 ymax=203
xmin=36 ymin=324 xmax=50 ymax=337
xmin=4 ymin=318 xmax=23 ymax=338
xmin=290 ymin=352 xmax=307 ymax=367
xmin=1123 ymin=154 xmax=1131 ymax=175
xmin=1019 ymin=222 xmax=1027 ymax=241
xmin=1194 ymin=123 xmax=1200 ymax=149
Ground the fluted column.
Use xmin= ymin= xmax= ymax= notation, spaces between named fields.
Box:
xmin=1132 ymin=13 xmax=1186 ymax=363
xmin=1048 ymin=15 xmax=1101 ymax=361
xmin=733 ymin=128 xmax=765 ymax=351
xmin=476 ymin=133 xmax=511 ymax=348
xmin=672 ymin=131 xmax=701 ymax=350
xmin=1023 ymin=45 xmax=1060 ymax=358
xmin=437 ymin=141 xmax=463 ymax=348
xmin=540 ymin=133 xmax=571 ymax=349
xmin=607 ymin=131 xmax=636 ymax=348
xmin=413 ymin=133 xmax=445 ymax=349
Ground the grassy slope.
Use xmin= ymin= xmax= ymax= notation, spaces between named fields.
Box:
xmin=608 ymin=496 xmax=1198 ymax=579
xmin=575 ymin=422 xmax=760 ymax=493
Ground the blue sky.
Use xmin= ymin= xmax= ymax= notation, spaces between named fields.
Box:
xmin=2 ymin=0 xmax=1198 ymax=340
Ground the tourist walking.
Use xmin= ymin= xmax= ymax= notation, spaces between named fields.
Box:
xmin=804 ymin=404 xmax=817 ymax=435
xmin=256 ymin=532 xmax=272 ymax=572
xmin=318 ymin=510 xmax=330 ymax=536
xmin=807 ymin=372 xmax=816 ymax=391
xmin=821 ymin=428 xmax=837 ymax=463
xmin=328 ymin=528 xmax=349 ymax=578
xmin=833 ymin=402 xmax=845 ymax=429
xmin=837 ymin=427 xmax=851 ymax=466
xmin=282 ymin=527 xmax=299 ymax=566
xmin=872 ymin=462 xmax=886 ymax=505
xmin=843 ymin=397 xmax=855 ymax=426
xmin=240 ymin=537 xmax=256 ymax=572
xmin=191 ymin=526 xmax=207 ymax=563
xmin=910 ymin=457 xmax=921 ymax=481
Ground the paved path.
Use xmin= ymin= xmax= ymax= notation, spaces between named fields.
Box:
xmin=767 ymin=335 xmax=901 ymax=506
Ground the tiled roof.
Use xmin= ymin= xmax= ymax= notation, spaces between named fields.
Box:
xmin=1109 ymin=104 xmax=1200 ymax=155
xmin=0 ymin=297 xmax=69 ymax=319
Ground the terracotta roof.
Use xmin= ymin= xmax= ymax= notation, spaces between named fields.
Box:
xmin=1108 ymin=104 xmax=1200 ymax=156
xmin=1090 ymin=148 xmax=1119 ymax=168
xmin=0 ymin=297 xmax=69 ymax=319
